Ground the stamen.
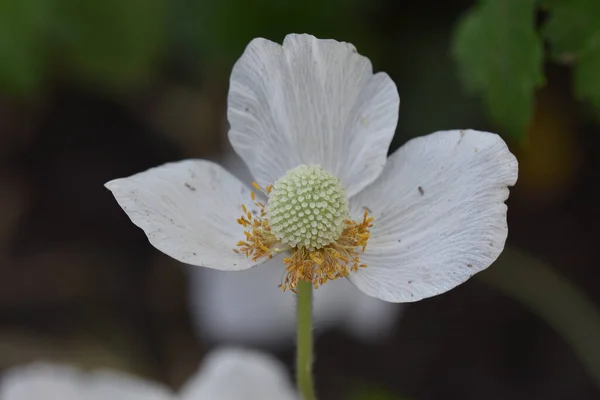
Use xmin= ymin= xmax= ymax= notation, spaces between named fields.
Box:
xmin=279 ymin=210 xmax=373 ymax=292
xmin=233 ymin=168 xmax=374 ymax=291
xmin=233 ymin=183 xmax=288 ymax=261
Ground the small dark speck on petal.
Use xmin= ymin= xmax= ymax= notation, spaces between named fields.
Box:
xmin=185 ymin=182 xmax=196 ymax=191
xmin=458 ymin=130 xmax=466 ymax=144
xmin=408 ymin=280 xmax=413 ymax=284
xmin=397 ymin=239 xmax=401 ymax=243
xmin=418 ymin=186 xmax=424 ymax=196
xmin=193 ymin=252 xmax=197 ymax=256
xmin=467 ymin=264 xmax=473 ymax=268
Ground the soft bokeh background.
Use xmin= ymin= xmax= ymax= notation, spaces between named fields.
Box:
xmin=1 ymin=0 xmax=600 ymax=399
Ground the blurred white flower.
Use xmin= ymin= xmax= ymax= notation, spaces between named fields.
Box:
xmin=106 ymin=33 xmax=517 ymax=303
xmin=189 ymin=261 xmax=401 ymax=347
xmin=0 ymin=348 xmax=297 ymax=400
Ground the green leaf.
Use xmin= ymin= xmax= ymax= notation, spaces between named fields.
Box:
xmin=574 ymin=42 xmax=600 ymax=116
xmin=53 ymin=0 xmax=167 ymax=91
xmin=542 ymin=0 xmax=600 ymax=120
xmin=0 ymin=0 xmax=47 ymax=96
xmin=542 ymin=0 xmax=600 ymax=58
xmin=452 ymin=0 xmax=544 ymax=138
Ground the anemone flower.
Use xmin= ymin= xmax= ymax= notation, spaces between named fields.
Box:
xmin=0 ymin=348 xmax=296 ymax=400
xmin=188 ymin=151 xmax=400 ymax=347
xmin=105 ymin=33 xmax=518 ymax=303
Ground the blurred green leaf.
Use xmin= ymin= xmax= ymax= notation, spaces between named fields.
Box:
xmin=53 ymin=0 xmax=167 ymax=91
xmin=451 ymin=0 xmax=544 ymax=138
xmin=542 ymin=0 xmax=600 ymax=58
xmin=543 ymin=0 xmax=600 ymax=119
xmin=0 ymin=0 xmax=47 ymax=96
xmin=574 ymin=44 xmax=600 ymax=116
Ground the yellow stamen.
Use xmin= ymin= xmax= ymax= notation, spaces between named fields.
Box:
xmin=233 ymin=175 xmax=374 ymax=291
xmin=279 ymin=210 xmax=372 ymax=291
xmin=233 ymin=183 xmax=286 ymax=261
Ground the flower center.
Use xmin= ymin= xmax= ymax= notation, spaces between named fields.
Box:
xmin=267 ymin=165 xmax=349 ymax=251
xmin=233 ymin=165 xmax=373 ymax=292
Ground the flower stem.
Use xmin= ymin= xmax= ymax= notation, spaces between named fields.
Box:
xmin=480 ymin=247 xmax=600 ymax=388
xmin=296 ymin=279 xmax=317 ymax=400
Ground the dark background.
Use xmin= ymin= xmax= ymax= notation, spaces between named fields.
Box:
xmin=1 ymin=0 xmax=599 ymax=399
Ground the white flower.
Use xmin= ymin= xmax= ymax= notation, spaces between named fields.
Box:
xmin=0 ymin=348 xmax=297 ymax=400
xmin=105 ymin=34 xmax=518 ymax=302
xmin=188 ymin=151 xmax=401 ymax=347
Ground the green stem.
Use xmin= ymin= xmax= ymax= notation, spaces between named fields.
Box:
xmin=296 ymin=280 xmax=317 ymax=400
xmin=480 ymin=247 xmax=600 ymax=388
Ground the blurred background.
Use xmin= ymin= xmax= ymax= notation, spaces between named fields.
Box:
xmin=1 ymin=0 xmax=600 ymax=398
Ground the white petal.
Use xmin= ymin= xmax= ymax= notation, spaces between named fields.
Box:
xmin=348 ymin=129 xmax=518 ymax=302
xmin=0 ymin=363 xmax=172 ymax=400
xmin=228 ymin=33 xmax=399 ymax=197
xmin=188 ymin=257 xmax=298 ymax=348
xmin=179 ymin=348 xmax=298 ymax=400
xmin=188 ymin=257 xmax=400 ymax=347
xmin=342 ymin=287 xmax=403 ymax=340
xmin=87 ymin=372 xmax=172 ymax=400
xmin=105 ymin=159 xmax=261 ymax=271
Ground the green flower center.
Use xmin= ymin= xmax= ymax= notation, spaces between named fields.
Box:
xmin=267 ymin=165 xmax=349 ymax=251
